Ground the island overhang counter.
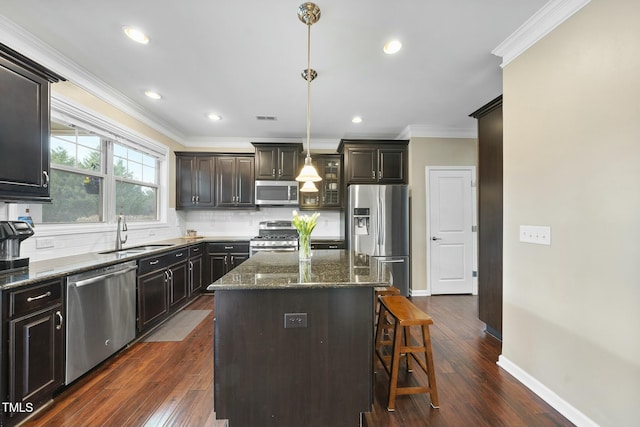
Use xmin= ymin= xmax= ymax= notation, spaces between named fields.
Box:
xmin=207 ymin=250 xmax=391 ymax=427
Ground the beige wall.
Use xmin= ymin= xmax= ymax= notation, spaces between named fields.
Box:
xmin=52 ymin=82 xmax=186 ymax=208
xmin=408 ymin=137 xmax=477 ymax=293
xmin=502 ymin=0 xmax=640 ymax=425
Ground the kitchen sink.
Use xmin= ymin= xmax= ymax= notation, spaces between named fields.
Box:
xmin=99 ymin=244 xmax=173 ymax=256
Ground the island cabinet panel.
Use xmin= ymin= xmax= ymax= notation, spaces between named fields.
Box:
xmin=214 ymin=287 xmax=373 ymax=427
xmin=205 ymin=242 xmax=249 ymax=286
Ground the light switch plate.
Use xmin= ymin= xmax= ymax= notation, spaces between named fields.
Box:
xmin=519 ymin=225 xmax=551 ymax=245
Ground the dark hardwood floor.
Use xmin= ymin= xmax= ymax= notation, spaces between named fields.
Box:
xmin=21 ymin=294 xmax=573 ymax=427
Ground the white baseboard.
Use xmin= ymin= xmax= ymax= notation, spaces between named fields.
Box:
xmin=410 ymin=289 xmax=430 ymax=297
xmin=497 ymin=355 xmax=599 ymax=427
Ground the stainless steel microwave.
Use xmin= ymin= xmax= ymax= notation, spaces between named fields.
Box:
xmin=254 ymin=180 xmax=299 ymax=206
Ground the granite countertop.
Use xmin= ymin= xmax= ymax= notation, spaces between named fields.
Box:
xmin=0 ymin=235 xmax=253 ymax=291
xmin=207 ymin=249 xmax=391 ymax=290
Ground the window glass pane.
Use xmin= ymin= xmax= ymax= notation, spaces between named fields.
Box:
xmin=114 ymin=157 xmax=127 ymax=178
xmin=114 ymin=143 xmax=128 ymax=158
xmin=50 ymin=143 xmax=76 ymax=167
xmin=142 ymin=165 xmax=156 ymax=184
xmin=42 ymin=170 xmax=103 ymax=223
xmin=116 ymin=181 xmax=157 ymax=221
xmin=77 ymin=146 xmax=101 ymax=172
xmin=114 ymin=142 xmax=158 ymax=185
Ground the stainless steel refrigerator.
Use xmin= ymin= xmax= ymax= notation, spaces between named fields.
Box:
xmin=347 ymin=184 xmax=410 ymax=296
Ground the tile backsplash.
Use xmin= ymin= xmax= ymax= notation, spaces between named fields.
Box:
xmin=182 ymin=207 xmax=343 ymax=238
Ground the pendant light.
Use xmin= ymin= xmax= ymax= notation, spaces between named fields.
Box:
xmin=300 ymin=180 xmax=319 ymax=192
xmin=295 ymin=2 xmax=322 ymax=187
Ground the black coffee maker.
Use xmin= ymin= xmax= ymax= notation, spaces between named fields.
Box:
xmin=0 ymin=221 xmax=35 ymax=273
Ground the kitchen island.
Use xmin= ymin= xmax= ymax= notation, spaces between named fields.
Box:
xmin=207 ymin=250 xmax=391 ymax=427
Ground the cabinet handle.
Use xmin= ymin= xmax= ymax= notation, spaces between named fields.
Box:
xmin=372 ymin=170 xmax=376 ymax=179
xmin=42 ymin=170 xmax=50 ymax=188
xmin=230 ymin=255 xmax=235 ymax=265
xmin=189 ymin=260 xmax=193 ymax=271
xmin=196 ymin=195 xmax=200 ymax=203
xmin=278 ymin=168 xmax=282 ymax=176
xmin=272 ymin=168 xmax=276 ymax=176
xmin=176 ymin=252 xmax=184 ymax=257
xmin=193 ymin=247 xmax=200 ymax=252
xmin=329 ymin=245 xmax=338 ymax=249
xmin=164 ymin=270 xmax=170 ymax=281
xmin=192 ymin=195 xmax=195 ymax=203
xmin=149 ymin=260 xmax=160 ymax=265
xmin=27 ymin=291 xmax=51 ymax=302
xmin=55 ymin=311 xmax=63 ymax=330
xmin=224 ymin=246 xmax=234 ymax=250
xmin=379 ymin=170 xmax=383 ymax=179
xmin=168 ymin=269 xmax=174 ymax=281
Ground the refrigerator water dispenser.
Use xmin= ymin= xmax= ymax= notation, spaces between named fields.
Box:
xmin=353 ymin=208 xmax=370 ymax=235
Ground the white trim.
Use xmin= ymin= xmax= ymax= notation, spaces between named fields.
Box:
xmin=425 ymin=166 xmax=478 ymax=296
xmin=497 ymin=355 xmax=600 ymax=427
xmin=492 ymin=0 xmax=592 ymax=67
xmin=399 ymin=125 xmax=477 ymax=140
xmin=0 ymin=15 xmax=186 ymax=144
xmin=410 ymin=289 xmax=430 ymax=297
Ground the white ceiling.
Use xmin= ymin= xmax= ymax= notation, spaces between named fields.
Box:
xmin=0 ymin=0 xmax=547 ymax=147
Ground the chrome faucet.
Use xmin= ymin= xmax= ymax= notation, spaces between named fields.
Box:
xmin=115 ymin=214 xmax=128 ymax=250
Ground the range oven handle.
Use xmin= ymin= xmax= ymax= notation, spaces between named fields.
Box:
xmin=71 ymin=265 xmax=138 ymax=288
xmin=250 ymin=247 xmax=298 ymax=255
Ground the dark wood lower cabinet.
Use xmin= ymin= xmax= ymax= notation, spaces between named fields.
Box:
xmin=137 ymin=248 xmax=191 ymax=333
xmin=2 ymin=279 xmax=64 ymax=426
xmin=137 ymin=269 xmax=169 ymax=332
xmin=214 ymin=287 xmax=373 ymax=427
xmin=205 ymin=242 xmax=249 ymax=286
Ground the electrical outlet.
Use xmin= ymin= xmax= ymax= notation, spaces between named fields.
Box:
xmin=519 ymin=225 xmax=551 ymax=245
xmin=36 ymin=237 xmax=55 ymax=249
xmin=284 ymin=313 xmax=308 ymax=328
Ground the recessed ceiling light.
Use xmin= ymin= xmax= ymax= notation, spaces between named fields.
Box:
xmin=208 ymin=113 xmax=222 ymax=121
xmin=352 ymin=116 xmax=363 ymax=124
xmin=123 ymin=26 xmax=149 ymax=44
xmin=383 ymin=39 xmax=402 ymax=54
xmin=144 ymin=90 xmax=162 ymax=100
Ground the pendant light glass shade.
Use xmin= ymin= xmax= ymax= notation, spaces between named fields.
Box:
xmin=296 ymin=157 xmax=322 ymax=183
xmin=300 ymin=180 xmax=319 ymax=192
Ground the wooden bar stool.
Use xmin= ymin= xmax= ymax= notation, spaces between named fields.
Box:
xmin=374 ymin=295 xmax=439 ymax=411
xmin=373 ymin=286 xmax=402 ymax=370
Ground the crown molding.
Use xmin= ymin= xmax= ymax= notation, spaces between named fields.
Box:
xmin=492 ymin=0 xmax=591 ymax=67
xmin=399 ymin=124 xmax=477 ymax=140
xmin=0 ymin=14 xmax=186 ymax=144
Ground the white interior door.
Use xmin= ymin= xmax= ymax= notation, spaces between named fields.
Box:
xmin=427 ymin=168 xmax=474 ymax=294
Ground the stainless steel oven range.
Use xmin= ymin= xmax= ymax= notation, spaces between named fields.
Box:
xmin=249 ymin=221 xmax=299 ymax=256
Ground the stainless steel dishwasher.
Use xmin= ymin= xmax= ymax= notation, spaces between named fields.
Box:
xmin=66 ymin=260 xmax=137 ymax=384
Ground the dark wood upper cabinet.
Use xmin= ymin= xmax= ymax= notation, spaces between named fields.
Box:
xmin=175 ymin=153 xmax=216 ymax=209
xmin=338 ymin=139 xmax=408 ymax=185
xmin=0 ymin=43 xmax=64 ymax=202
xmin=216 ymin=155 xmax=255 ymax=207
xmin=252 ymin=143 xmax=302 ymax=181
xmin=470 ymin=95 xmax=503 ymax=340
xmin=299 ymin=154 xmax=343 ymax=210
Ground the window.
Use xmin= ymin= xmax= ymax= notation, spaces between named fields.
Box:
xmin=44 ymin=122 xmax=104 ymax=223
xmin=19 ymin=116 xmax=165 ymax=225
xmin=114 ymin=143 xmax=159 ymax=221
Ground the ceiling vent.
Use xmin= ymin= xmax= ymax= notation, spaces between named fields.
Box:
xmin=256 ymin=116 xmax=278 ymax=121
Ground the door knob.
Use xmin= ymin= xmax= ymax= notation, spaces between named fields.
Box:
xmin=431 ymin=236 xmax=442 ymax=241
